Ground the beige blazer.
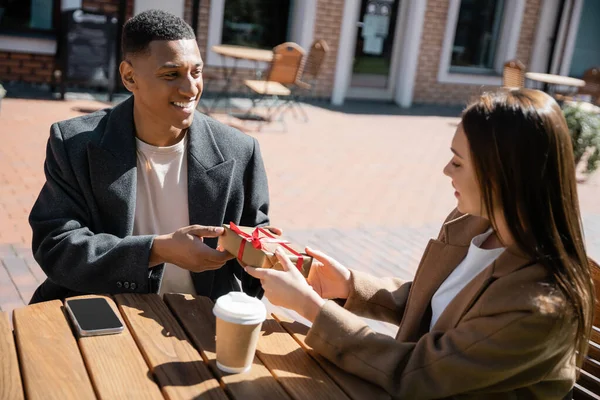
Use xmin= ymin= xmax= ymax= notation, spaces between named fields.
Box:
xmin=306 ymin=210 xmax=577 ymax=399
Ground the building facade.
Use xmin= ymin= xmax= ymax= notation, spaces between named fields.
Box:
xmin=1 ymin=0 xmax=598 ymax=106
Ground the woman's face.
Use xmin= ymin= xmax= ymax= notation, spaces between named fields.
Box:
xmin=443 ymin=124 xmax=485 ymax=217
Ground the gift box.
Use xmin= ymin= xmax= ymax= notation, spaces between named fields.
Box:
xmin=218 ymin=223 xmax=312 ymax=278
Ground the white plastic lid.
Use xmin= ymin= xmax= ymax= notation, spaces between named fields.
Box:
xmin=213 ymin=292 xmax=267 ymax=325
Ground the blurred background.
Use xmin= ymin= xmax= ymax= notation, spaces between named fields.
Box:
xmin=0 ymin=0 xmax=599 ymax=105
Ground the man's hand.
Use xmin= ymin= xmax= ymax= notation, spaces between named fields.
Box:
xmin=150 ymin=225 xmax=234 ymax=272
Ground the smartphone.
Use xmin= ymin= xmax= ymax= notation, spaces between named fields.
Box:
xmin=65 ymin=298 xmax=124 ymax=337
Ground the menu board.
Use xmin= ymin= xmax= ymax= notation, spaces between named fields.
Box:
xmin=60 ymin=9 xmax=118 ymax=100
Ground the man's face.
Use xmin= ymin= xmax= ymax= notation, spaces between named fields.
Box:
xmin=121 ymin=39 xmax=203 ymax=130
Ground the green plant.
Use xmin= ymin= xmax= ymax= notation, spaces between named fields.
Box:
xmin=562 ymin=102 xmax=600 ymax=174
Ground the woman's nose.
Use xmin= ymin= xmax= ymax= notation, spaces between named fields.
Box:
xmin=443 ymin=163 xmax=451 ymax=177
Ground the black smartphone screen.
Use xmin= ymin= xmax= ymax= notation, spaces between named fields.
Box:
xmin=67 ymin=298 xmax=123 ymax=331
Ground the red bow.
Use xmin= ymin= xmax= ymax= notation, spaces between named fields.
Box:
xmin=229 ymin=222 xmax=304 ymax=272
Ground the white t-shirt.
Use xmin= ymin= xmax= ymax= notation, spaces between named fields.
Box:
xmin=430 ymin=229 xmax=504 ymax=330
xmin=132 ymin=134 xmax=196 ymax=296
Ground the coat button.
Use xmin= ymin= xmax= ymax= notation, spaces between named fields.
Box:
xmin=130 ymin=282 xmax=136 ymax=290
xmin=124 ymin=282 xmax=129 ymax=289
xmin=116 ymin=281 xmax=122 ymax=288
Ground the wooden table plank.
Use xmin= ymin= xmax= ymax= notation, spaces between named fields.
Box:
xmin=273 ymin=314 xmax=391 ymax=400
xmin=67 ymin=295 xmax=164 ymax=400
xmin=114 ymin=294 xmax=227 ymax=400
xmin=164 ymin=294 xmax=291 ymax=400
xmin=13 ymin=300 xmax=96 ymax=400
xmin=255 ymin=317 xmax=350 ymax=400
xmin=0 ymin=311 xmax=24 ymax=400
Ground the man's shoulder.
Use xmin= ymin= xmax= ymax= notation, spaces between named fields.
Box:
xmin=195 ymin=111 xmax=255 ymax=149
xmin=53 ymin=107 xmax=112 ymax=141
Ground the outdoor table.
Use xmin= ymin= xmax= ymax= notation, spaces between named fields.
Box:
xmin=525 ymin=72 xmax=585 ymax=96
xmin=208 ymin=45 xmax=274 ymax=114
xmin=1 ymin=293 xmax=390 ymax=400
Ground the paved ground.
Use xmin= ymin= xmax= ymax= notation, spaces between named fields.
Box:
xmin=1 ymin=91 xmax=599 ymax=334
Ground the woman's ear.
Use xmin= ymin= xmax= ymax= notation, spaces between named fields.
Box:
xmin=119 ymin=61 xmax=136 ymax=91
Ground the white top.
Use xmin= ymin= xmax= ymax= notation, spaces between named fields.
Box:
xmin=430 ymin=229 xmax=505 ymax=330
xmin=132 ymin=134 xmax=196 ymax=296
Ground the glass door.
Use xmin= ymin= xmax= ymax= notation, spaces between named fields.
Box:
xmin=349 ymin=0 xmax=400 ymax=95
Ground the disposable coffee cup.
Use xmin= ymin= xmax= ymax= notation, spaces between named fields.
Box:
xmin=213 ymin=292 xmax=267 ymax=373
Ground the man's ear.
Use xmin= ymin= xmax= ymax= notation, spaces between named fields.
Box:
xmin=119 ymin=60 xmax=137 ymax=92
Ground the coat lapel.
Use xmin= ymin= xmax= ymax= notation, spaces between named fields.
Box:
xmin=396 ymin=213 xmax=490 ymax=342
xmin=428 ymin=213 xmax=534 ymax=331
xmin=432 ymin=247 xmax=533 ymax=331
xmin=87 ymin=97 xmax=137 ymax=237
xmin=431 ymin=263 xmax=494 ymax=331
xmin=186 ymin=113 xmax=236 ymax=295
xmin=186 ymin=113 xmax=235 ymax=228
xmin=396 ymin=240 xmax=469 ymax=341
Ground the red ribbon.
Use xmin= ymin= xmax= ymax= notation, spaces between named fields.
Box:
xmin=229 ymin=222 xmax=304 ymax=272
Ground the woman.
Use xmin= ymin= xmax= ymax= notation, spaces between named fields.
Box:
xmin=245 ymin=89 xmax=594 ymax=399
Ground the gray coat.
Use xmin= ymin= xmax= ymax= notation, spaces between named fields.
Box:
xmin=29 ymin=96 xmax=270 ymax=303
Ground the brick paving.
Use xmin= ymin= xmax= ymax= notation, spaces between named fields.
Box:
xmin=1 ymin=94 xmax=599 ymax=334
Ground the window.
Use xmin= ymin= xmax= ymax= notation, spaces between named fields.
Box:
xmin=221 ymin=0 xmax=292 ymax=50
xmin=0 ymin=0 xmax=58 ymax=34
xmin=437 ymin=0 xmax=525 ymax=85
xmin=450 ymin=0 xmax=505 ymax=72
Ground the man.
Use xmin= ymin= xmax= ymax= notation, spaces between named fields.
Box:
xmin=28 ymin=9 xmax=271 ymax=303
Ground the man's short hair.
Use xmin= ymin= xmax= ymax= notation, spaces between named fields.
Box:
xmin=121 ymin=9 xmax=195 ymax=59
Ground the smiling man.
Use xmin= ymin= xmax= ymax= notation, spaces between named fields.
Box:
xmin=28 ymin=10 xmax=271 ymax=303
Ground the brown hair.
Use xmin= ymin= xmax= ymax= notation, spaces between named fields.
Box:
xmin=461 ymin=88 xmax=594 ymax=367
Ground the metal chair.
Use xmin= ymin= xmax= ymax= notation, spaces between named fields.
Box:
xmin=197 ymin=70 xmax=222 ymax=114
xmin=289 ymin=39 xmax=330 ymax=121
xmin=502 ymin=59 xmax=526 ymax=88
xmin=578 ymin=67 xmax=600 ymax=105
xmin=241 ymin=42 xmax=305 ymax=128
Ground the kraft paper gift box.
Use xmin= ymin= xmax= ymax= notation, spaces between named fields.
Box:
xmin=218 ymin=223 xmax=312 ymax=278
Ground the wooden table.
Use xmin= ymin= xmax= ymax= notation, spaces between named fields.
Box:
xmin=1 ymin=294 xmax=390 ymax=400
xmin=525 ymin=72 xmax=586 ymax=96
xmin=212 ymin=45 xmax=273 ymax=63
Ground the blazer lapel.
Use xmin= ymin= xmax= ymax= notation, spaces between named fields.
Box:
xmin=88 ymin=96 xmax=137 ymax=237
xmin=431 ymin=263 xmax=494 ymax=331
xmin=431 ymin=219 xmax=534 ymax=331
xmin=396 ymin=240 xmax=469 ymax=342
xmin=432 ymin=248 xmax=533 ymax=331
xmin=396 ymin=213 xmax=490 ymax=342
xmin=186 ymin=113 xmax=235 ymax=227
xmin=187 ymin=113 xmax=236 ymax=295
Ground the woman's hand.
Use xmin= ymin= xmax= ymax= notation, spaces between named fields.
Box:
xmin=244 ymin=247 xmax=325 ymax=322
xmin=306 ymin=247 xmax=351 ymax=300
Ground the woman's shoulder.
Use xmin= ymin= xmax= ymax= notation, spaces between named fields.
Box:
xmin=481 ymin=263 xmax=572 ymax=320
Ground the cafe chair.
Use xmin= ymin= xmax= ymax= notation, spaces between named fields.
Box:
xmin=290 ymin=39 xmax=330 ymax=121
xmin=577 ymin=67 xmax=600 ymax=105
xmin=554 ymin=67 xmax=600 ymax=105
xmin=241 ymin=42 xmax=305 ymax=130
xmin=502 ymin=59 xmax=526 ymax=88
